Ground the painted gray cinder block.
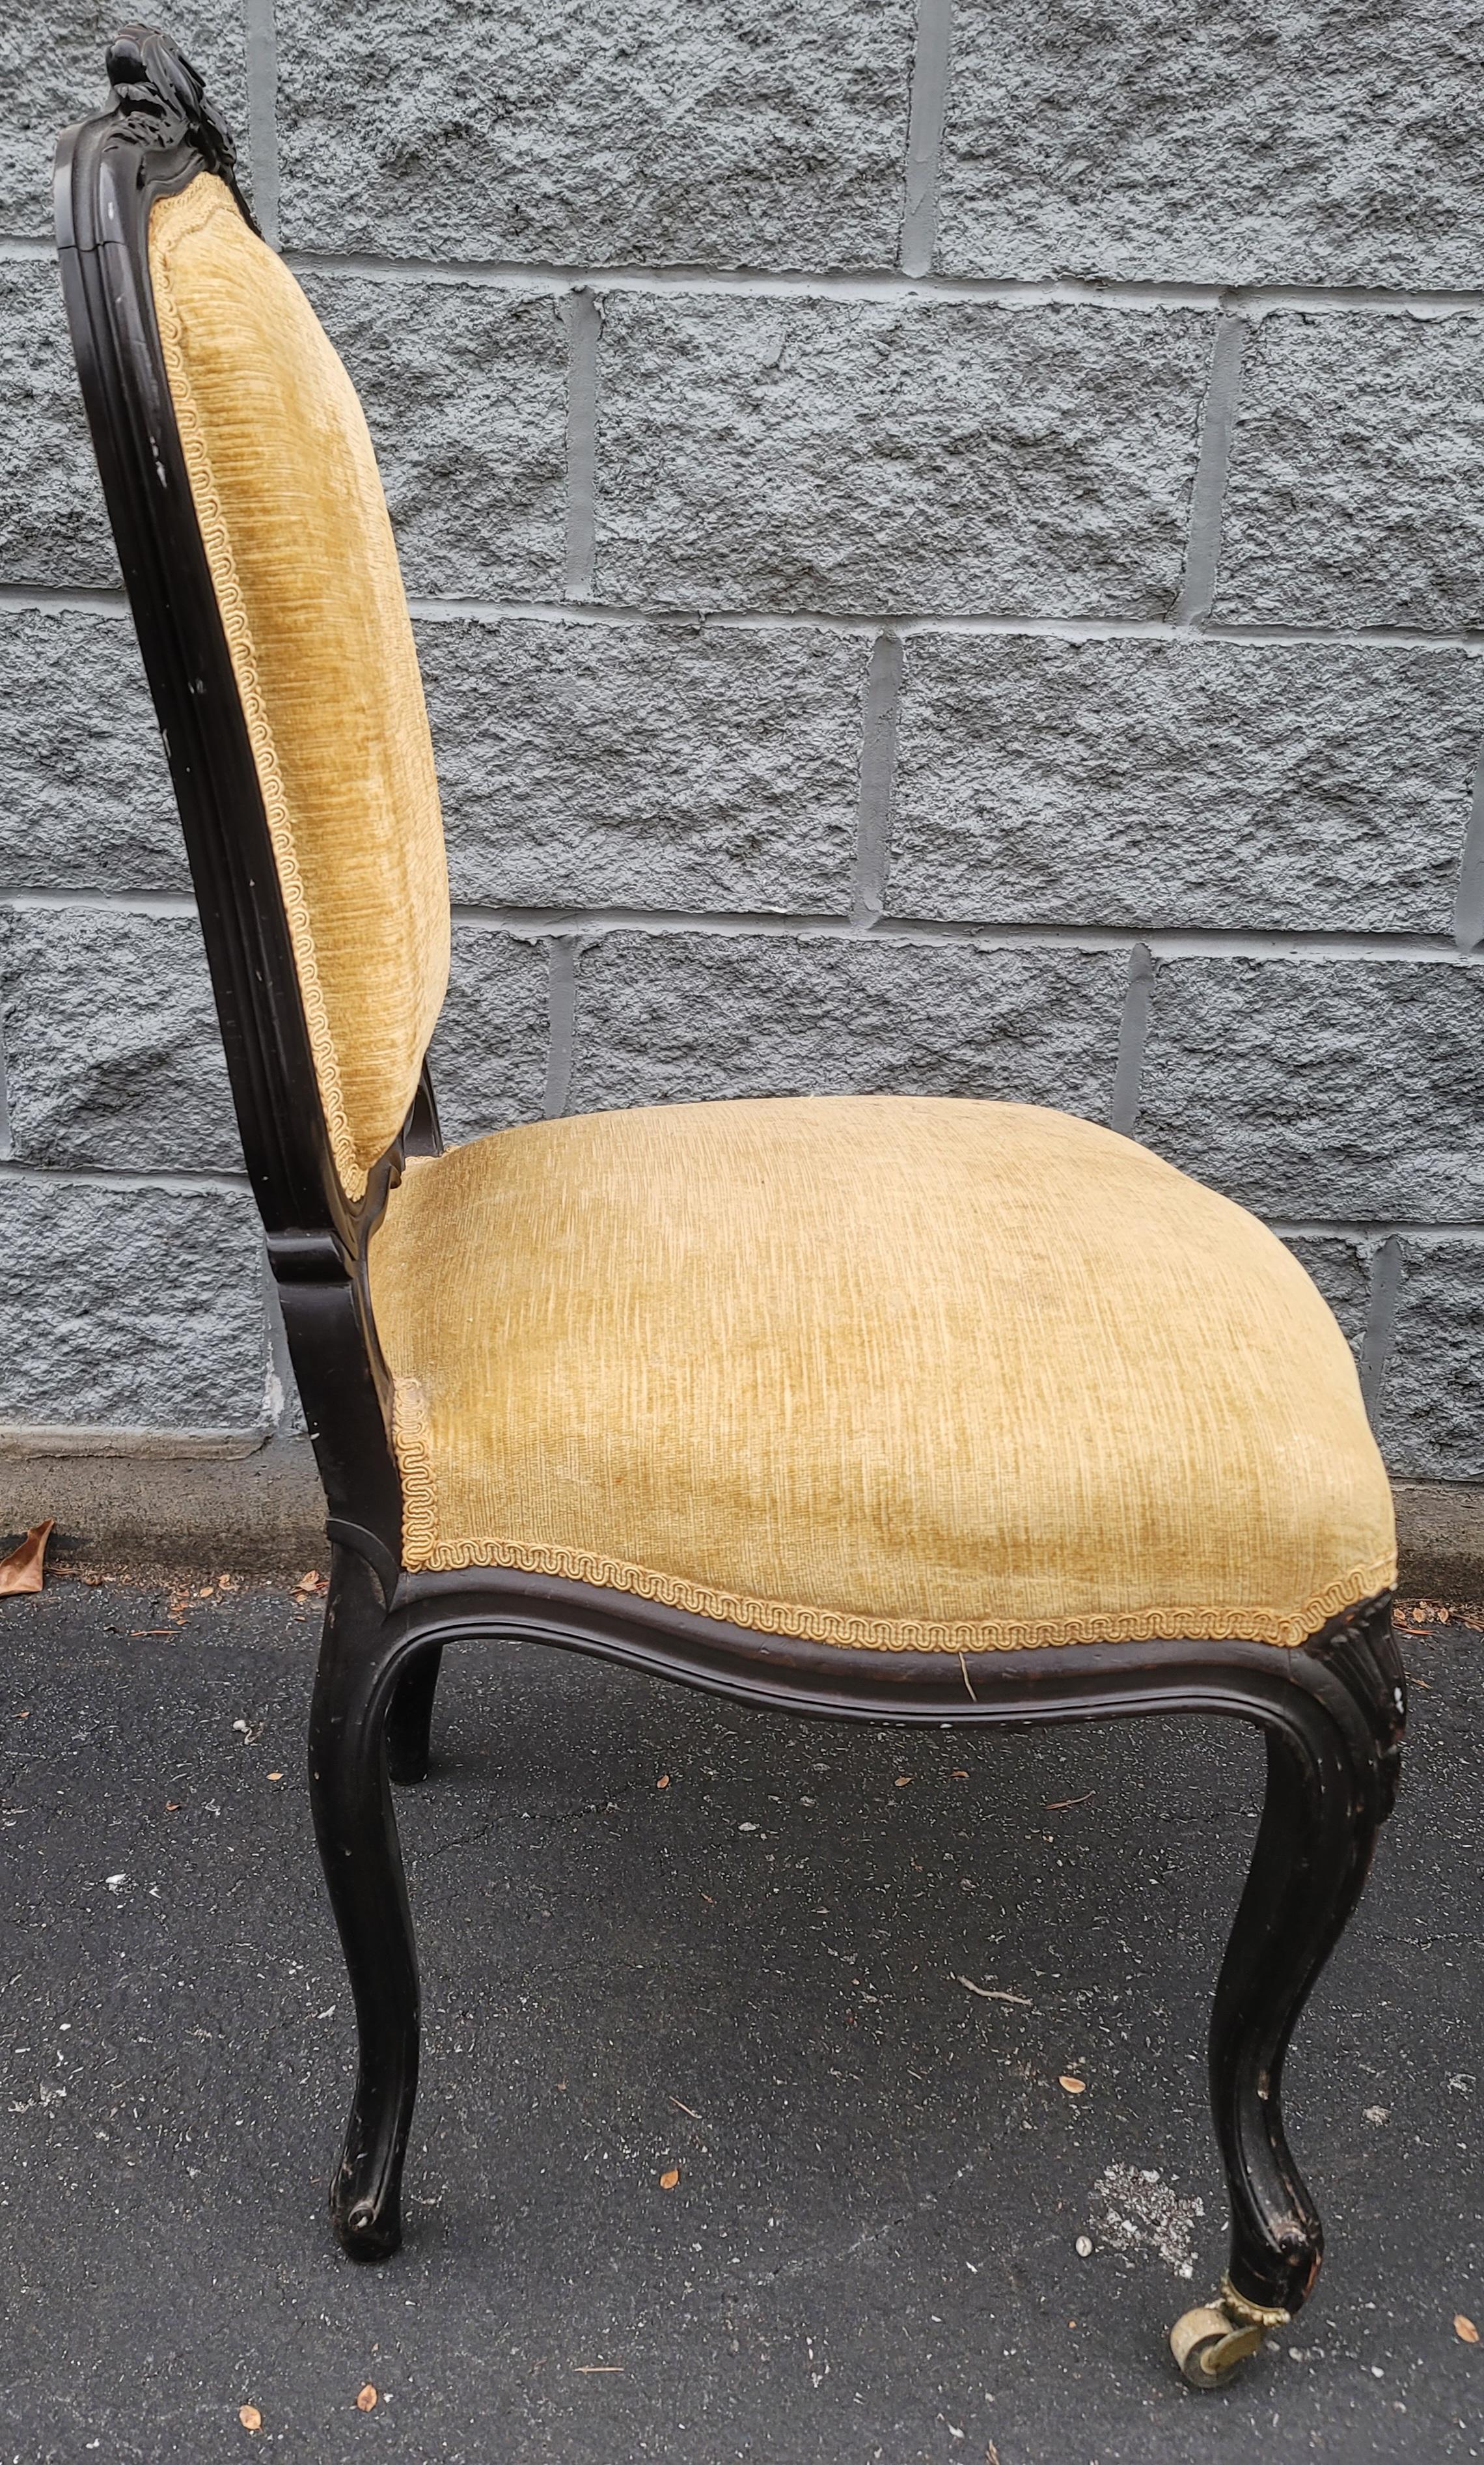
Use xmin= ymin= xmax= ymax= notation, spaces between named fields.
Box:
xmin=1376 ymin=1241 xmax=1484 ymax=1483
xmin=935 ymin=2 xmax=1484 ymax=288
xmin=275 ymin=0 xmax=914 ymax=269
xmin=3 ymin=5 xmax=247 ymax=238
xmin=1137 ymin=958 xmax=1484 ymax=1222
xmin=0 ymin=1180 xmax=267 ymax=1432
xmin=0 ymin=908 xmax=237 ymax=1173
xmin=592 ymin=296 xmax=1211 ymax=616
xmin=428 ymin=924 xmax=550 ymax=1146
xmin=419 ymin=618 xmax=866 ymax=913
xmin=0 ymin=261 xmax=113 ymax=586
xmin=0 ymin=1178 xmax=262 ymax=1440
xmin=886 ymin=635 xmax=1478 ymax=934
xmin=297 ymin=275 xmax=568 ymax=600
xmin=0 ymin=610 xmax=188 ymax=893
xmin=1 ymin=12 xmax=1478 ymax=1495
xmin=568 ymin=930 xmax=1125 ymax=1117
xmin=1216 ymin=316 xmax=1484 ymax=632
xmin=1280 ymin=1236 xmax=1371 ymax=1359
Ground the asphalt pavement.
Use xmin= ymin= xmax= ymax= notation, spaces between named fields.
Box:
xmin=2 ymin=1574 xmax=1481 ymax=2464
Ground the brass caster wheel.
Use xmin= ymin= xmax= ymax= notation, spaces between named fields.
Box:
xmin=1170 ymin=2279 xmax=1289 ymax=2389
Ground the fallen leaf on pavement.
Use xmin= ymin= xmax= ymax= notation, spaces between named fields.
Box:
xmin=355 ymin=2382 xmax=378 ymax=2410
xmin=0 ymin=1522 xmax=53 ymax=1596
xmin=1059 ymin=2076 xmax=1087 ymax=2095
xmin=659 ymin=2167 xmax=680 ymax=2190
xmin=238 ymin=2404 xmax=262 ymax=2431
xmin=1456 ymin=2314 xmax=1479 ymax=2344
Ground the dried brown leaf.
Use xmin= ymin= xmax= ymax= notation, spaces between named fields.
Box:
xmin=659 ymin=2167 xmax=680 ymax=2190
xmin=1456 ymin=2313 xmax=1479 ymax=2344
xmin=0 ymin=1522 xmax=53 ymax=1596
xmin=355 ymin=2382 xmax=378 ymax=2410
xmin=1059 ymin=2075 xmax=1087 ymax=2095
xmin=238 ymin=2404 xmax=262 ymax=2431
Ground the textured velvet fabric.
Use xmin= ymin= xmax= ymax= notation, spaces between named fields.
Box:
xmin=148 ymin=175 xmax=450 ymax=1199
xmin=366 ymin=1094 xmax=1395 ymax=1651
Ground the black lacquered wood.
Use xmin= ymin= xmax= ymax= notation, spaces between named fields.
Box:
xmin=385 ymin=1646 xmax=445 ymax=1786
xmin=55 ymin=27 xmax=1408 ymax=2358
xmin=314 ymin=1565 xmax=1404 ymax=2288
xmin=55 ymin=28 xmax=412 ymax=1572
xmin=309 ymin=1547 xmax=424 ymax=2261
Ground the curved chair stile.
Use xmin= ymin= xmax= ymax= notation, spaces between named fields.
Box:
xmin=53 ymin=25 xmax=1408 ymax=2391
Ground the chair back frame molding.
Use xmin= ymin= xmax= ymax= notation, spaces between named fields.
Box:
xmin=55 ymin=26 xmax=1407 ymax=2384
xmin=55 ymin=24 xmax=422 ymax=1584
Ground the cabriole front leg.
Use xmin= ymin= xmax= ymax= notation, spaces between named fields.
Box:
xmin=1172 ymin=1600 xmax=1405 ymax=2388
xmin=308 ymin=1544 xmax=431 ymax=2261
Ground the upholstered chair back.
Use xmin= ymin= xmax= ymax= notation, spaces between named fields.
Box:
xmin=147 ymin=173 xmax=450 ymax=1201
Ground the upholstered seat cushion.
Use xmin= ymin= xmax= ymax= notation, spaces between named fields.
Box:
xmin=366 ymin=1094 xmax=1395 ymax=1653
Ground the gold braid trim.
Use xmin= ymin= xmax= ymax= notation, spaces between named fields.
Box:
xmin=388 ymin=1469 xmax=1397 ymax=1659
xmin=148 ymin=179 xmax=366 ymax=1201
xmin=392 ymin=1378 xmax=440 ymax=1564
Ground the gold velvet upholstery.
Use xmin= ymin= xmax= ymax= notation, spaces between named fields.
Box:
xmin=143 ymin=177 xmax=1394 ymax=1659
xmin=148 ymin=175 xmax=450 ymax=1199
xmin=366 ymin=1094 xmax=1395 ymax=1653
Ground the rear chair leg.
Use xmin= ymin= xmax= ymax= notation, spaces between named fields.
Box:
xmin=1172 ymin=1600 xmax=1405 ymax=2388
xmin=308 ymin=1543 xmax=431 ymax=2259
xmin=387 ymin=1645 xmax=444 ymax=1785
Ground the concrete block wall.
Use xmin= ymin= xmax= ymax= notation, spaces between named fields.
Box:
xmin=1 ymin=1 xmax=1481 ymax=1483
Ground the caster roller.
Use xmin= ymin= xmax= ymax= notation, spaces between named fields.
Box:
xmin=332 ymin=2179 xmax=403 ymax=2263
xmin=1170 ymin=2279 xmax=1289 ymax=2389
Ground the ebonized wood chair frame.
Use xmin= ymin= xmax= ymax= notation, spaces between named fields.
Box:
xmin=55 ymin=28 xmax=1407 ymax=2388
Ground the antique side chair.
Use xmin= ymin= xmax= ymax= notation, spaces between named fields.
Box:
xmin=55 ymin=29 xmax=1406 ymax=2389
